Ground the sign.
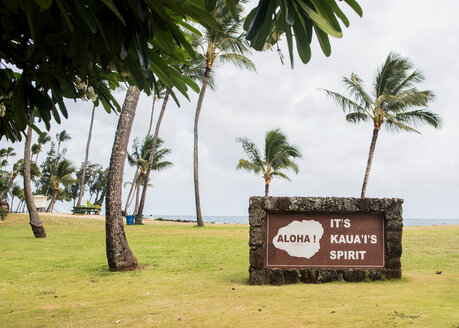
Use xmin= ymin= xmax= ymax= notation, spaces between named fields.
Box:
xmin=266 ymin=212 xmax=384 ymax=269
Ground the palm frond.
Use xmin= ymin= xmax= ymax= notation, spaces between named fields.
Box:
xmin=384 ymin=89 xmax=435 ymax=113
xmin=236 ymin=137 xmax=263 ymax=168
xmin=236 ymin=159 xmax=261 ymax=173
xmin=217 ymin=53 xmax=256 ymax=71
xmin=322 ymin=89 xmax=368 ymax=115
xmin=392 ymin=69 xmax=424 ymax=95
xmin=384 ymin=114 xmax=420 ymax=133
xmin=271 ymin=171 xmax=291 ymax=181
xmin=343 ymin=74 xmax=373 ymax=109
xmin=391 ymin=109 xmax=442 ymax=130
xmin=345 ymin=112 xmax=371 ymax=124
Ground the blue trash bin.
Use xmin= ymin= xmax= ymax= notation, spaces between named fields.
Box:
xmin=126 ymin=215 xmax=134 ymax=225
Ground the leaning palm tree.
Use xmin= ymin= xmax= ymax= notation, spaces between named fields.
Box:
xmin=0 ymin=159 xmax=40 ymax=200
xmin=192 ymin=3 xmax=256 ymax=226
xmin=323 ymin=52 xmax=441 ymax=198
xmin=126 ymin=137 xmax=173 ymax=216
xmin=45 ymin=130 xmax=71 ymax=196
xmin=46 ymin=159 xmax=75 ymax=212
xmin=236 ymin=129 xmax=302 ymax=196
xmin=125 ymin=136 xmax=152 ymax=215
xmin=24 ymin=124 xmax=46 ymax=237
xmin=135 ymin=62 xmax=214 ymax=225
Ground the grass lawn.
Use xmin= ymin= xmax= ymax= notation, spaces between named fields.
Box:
xmin=0 ymin=214 xmax=458 ymax=328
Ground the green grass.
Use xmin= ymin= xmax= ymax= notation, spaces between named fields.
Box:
xmin=0 ymin=214 xmax=458 ymax=328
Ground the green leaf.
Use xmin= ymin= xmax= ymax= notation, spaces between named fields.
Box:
xmin=296 ymin=0 xmax=342 ymax=38
xmin=324 ymin=0 xmax=349 ymax=27
xmin=314 ymin=25 xmax=331 ymax=56
xmin=249 ymin=1 xmax=275 ymax=50
xmin=344 ymin=0 xmax=363 ymax=17
xmin=246 ymin=0 xmax=271 ymax=41
xmin=309 ymin=0 xmax=342 ymax=32
xmin=284 ymin=0 xmax=296 ymax=26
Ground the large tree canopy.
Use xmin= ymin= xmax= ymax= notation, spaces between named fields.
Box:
xmin=0 ymin=0 xmax=361 ymax=142
xmin=0 ymin=0 xmax=213 ymax=141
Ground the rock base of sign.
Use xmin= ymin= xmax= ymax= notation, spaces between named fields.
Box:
xmin=249 ymin=196 xmax=403 ymax=285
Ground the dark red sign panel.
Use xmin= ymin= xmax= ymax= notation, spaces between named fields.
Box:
xmin=266 ymin=212 xmax=384 ymax=269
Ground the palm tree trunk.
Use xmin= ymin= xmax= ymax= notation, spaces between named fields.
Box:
xmin=136 ymin=91 xmax=169 ymax=225
xmin=15 ymin=200 xmax=22 ymax=212
xmin=24 ymin=125 xmax=46 ymax=238
xmin=124 ymin=166 xmax=139 ymax=214
xmin=96 ymin=188 xmax=106 ymax=206
xmin=193 ymin=67 xmax=211 ymax=227
xmin=361 ymin=128 xmax=380 ymax=198
xmin=46 ymin=188 xmax=58 ymax=212
xmin=146 ymin=94 xmax=157 ymax=136
xmin=105 ymin=85 xmax=139 ymax=271
xmin=265 ymin=182 xmax=270 ymax=197
xmin=133 ymin=178 xmax=141 ymax=215
xmin=77 ymin=104 xmax=96 ymax=206
xmin=45 ymin=142 xmax=61 ymax=197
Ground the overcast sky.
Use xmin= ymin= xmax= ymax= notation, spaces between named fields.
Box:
xmin=1 ymin=0 xmax=458 ymax=219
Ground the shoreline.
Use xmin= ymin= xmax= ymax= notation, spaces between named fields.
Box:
xmin=9 ymin=212 xmax=459 ymax=227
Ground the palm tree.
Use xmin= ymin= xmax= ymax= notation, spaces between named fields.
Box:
xmin=236 ymin=129 xmax=302 ymax=196
xmin=55 ymin=130 xmax=71 ymax=158
xmin=23 ymin=125 xmax=46 ymax=237
xmin=33 ymin=132 xmax=52 ymax=164
xmin=46 ymin=159 xmax=75 ymax=212
xmin=105 ymin=85 xmax=140 ymax=271
xmin=77 ymin=104 xmax=96 ymax=206
xmin=125 ymin=137 xmax=152 ymax=215
xmin=3 ymin=147 xmax=15 ymax=165
xmin=0 ymin=159 xmax=40 ymax=200
xmin=135 ymin=62 xmax=214 ymax=225
xmin=45 ymin=130 xmax=71 ymax=196
xmin=322 ymin=52 xmax=441 ymax=198
xmin=0 ymin=147 xmax=16 ymax=171
xmin=192 ymin=3 xmax=256 ymax=226
xmin=10 ymin=185 xmax=22 ymax=212
xmin=126 ymin=137 xmax=173 ymax=216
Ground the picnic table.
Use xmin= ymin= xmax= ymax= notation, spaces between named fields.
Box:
xmin=72 ymin=206 xmax=101 ymax=215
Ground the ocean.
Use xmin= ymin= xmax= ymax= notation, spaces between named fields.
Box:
xmin=150 ymin=215 xmax=459 ymax=226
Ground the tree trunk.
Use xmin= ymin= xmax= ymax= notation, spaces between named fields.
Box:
xmin=11 ymin=196 xmax=15 ymax=212
xmin=361 ymin=128 xmax=380 ymax=198
xmin=24 ymin=125 xmax=46 ymax=238
xmin=15 ymin=200 xmax=22 ymax=212
xmin=193 ymin=67 xmax=211 ymax=227
xmin=124 ymin=166 xmax=139 ymax=214
xmin=265 ymin=182 xmax=270 ymax=197
xmin=133 ymin=178 xmax=141 ymax=215
xmin=105 ymin=86 xmax=139 ymax=271
xmin=96 ymin=188 xmax=106 ymax=206
xmin=77 ymin=104 xmax=96 ymax=206
xmin=146 ymin=94 xmax=157 ymax=136
xmin=135 ymin=91 xmax=169 ymax=225
xmin=46 ymin=188 xmax=58 ymax=212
